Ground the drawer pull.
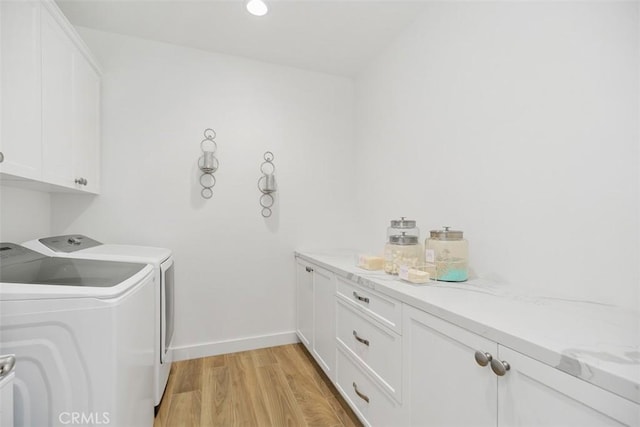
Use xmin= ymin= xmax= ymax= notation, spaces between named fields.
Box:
xmin=353 ymin=291 xmax=370 ymax=304
xmin=353 ymin=330 xmax=370 ymax=346
xmin=352 ymin=382 xmax=370 ymax=403
xmin=305 ymin=266 xmax=313 ymax=273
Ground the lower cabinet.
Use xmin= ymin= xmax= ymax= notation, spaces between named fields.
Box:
xmin=403 ymin=304 xmax=639 ymax=427
xmin=497 ymin=346 xmax=638 ymax=427
xmin=295 ymin=257 xmax=639 ymax=427
xmin=334 ymin=278 xmax=404 ymax=426
xmin=312 ymin=265 xmax=335 ymax=379
xmin=403 ymin=304 xmax=497 ymax=427
xmin=335 ymin=347 xmax=402 ymax=427
xmin=295 ymin=258 xmax=335 ymax=380
xmin=295 ymin=259 xmax=313 ymax=348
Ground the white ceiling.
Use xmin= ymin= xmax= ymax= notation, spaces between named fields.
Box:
xmin=56 ymin=0 xmax=427 ymax=77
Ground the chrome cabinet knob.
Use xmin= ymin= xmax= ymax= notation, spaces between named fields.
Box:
xmin=474 ymin=351 xmax=493 ymax=367
xmin=0 ymin=152 xmax=4 ymax=163
xmin=490 ymin=358 xmax=510 ymax=376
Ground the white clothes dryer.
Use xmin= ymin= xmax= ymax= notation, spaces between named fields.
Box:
xmin=0 ymin=243 xmax=155 ymax=427
xmin=22 ymin=235 xmax=174 ymax=408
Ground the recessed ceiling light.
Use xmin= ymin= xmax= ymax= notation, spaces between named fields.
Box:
xmin=246 ymin=0 xmax=268 ymax=16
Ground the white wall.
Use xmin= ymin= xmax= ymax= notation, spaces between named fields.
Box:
xmin=50 ymin=28 xmax=356 ymax=357
xmin=0 ymin=186 xmax=51 ymax=243
xmin=354 ymin=2 xmax=639 ymax=308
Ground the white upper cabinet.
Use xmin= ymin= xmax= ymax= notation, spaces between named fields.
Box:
xmin=0 ymin=1 xmax=42 ymax=180
xmin=0 ymin=0 xmax=101 ymax=194
xmin=41 ymin=4 xmax=74 ymax=188
xmin=72 ymin=53 xmax=100 ymax=193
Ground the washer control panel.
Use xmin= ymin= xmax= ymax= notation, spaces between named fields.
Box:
xmin=39 ymin=235 xmax=102 ymax=253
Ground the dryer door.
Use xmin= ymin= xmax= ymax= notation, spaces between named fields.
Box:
xmin=160 ymin=257 xmax=175 ymax=363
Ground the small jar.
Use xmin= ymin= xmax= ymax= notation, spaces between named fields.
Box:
xmin=425 ymin=226 xmax=468 ymax=282
xmin=387 ymin=217 xmax=420 ymax=241
xmin=384 ymin=233 xmax=424 ymax=275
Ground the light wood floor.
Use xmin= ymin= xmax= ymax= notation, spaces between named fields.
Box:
xmin=154 ymin=343 xmax=363 ymax=427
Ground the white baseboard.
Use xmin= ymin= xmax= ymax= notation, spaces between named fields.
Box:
xmin=171 ymin=331 xmax=300 ymax=361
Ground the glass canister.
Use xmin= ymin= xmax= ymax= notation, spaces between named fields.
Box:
xmin=387 ymin=217 xmax=420 ymax=241
xmin=425 ymin=226 xmax=468 ymax=282
xmin=384 ymin=218 xmax=424 ymax=275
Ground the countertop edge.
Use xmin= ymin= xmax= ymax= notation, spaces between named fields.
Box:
xmin=295 ymin=251 xmax=640 ymax=406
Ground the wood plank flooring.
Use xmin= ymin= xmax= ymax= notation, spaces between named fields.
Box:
xmin=154 ymin=344 xmax=362 ymax=427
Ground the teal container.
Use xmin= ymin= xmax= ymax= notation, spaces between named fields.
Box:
xmin=425 ymin=227 xmax=468 ymax=282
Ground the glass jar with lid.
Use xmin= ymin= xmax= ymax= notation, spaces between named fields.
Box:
xmin=425 ymin=226 xmax=468 ymax=282
xmin=387 ymin=217 xmax=420 ymax=241
xmin=384 ymin=217 xmax=423 ymax=275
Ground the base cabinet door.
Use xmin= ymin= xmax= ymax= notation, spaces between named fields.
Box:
xmin=497 ymin=346 xmax=639 ymax=427
xmin=295 ymin=260 xmax=313 ymax=348
xmin=403 ymin=305 xmax=498 ymax=427
xmin=312 ymin=265 xmax=335 ymax=380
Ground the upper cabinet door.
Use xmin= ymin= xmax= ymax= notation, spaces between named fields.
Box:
xmin=72 ymin=53 xmax=100 ymax=194
xmin=41 ymin=5 xmax=74 ymax=188
xmin=0 ymin=1 xmax=42 ymax=180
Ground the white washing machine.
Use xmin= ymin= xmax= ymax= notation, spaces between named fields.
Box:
xmin=22 ymin=235 xmax=174 ymax=408
xmin=0 ymin=243 xmax=155 ymax=427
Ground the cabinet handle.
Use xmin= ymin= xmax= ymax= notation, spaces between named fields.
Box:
xmin=0 ymin=152 xmax=4 ymax=163
xmin=75 ymin=178 xmax=88 ymax=186
xmin=305 ymin=266 xmax=313 ymax=273
xmin=352 ymin=291 xmax=369 ymax=304
xmin=490 ymin=359 xmax=510 ymax=376
xmin=352 ymin=382 xmax=370 ymax=403
xmin=474 ymin=351 xmax=493 ymax=367
xmin=353 ymin=330 xmax=370 ymax=346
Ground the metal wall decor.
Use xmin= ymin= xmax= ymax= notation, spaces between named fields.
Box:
xmin=198 ymin=128 xmax=219 ymax=199
xmin=258 ymin=151 xmax=277 ymax=217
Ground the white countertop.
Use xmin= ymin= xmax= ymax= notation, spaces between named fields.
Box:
xmin=295 ymin=250 xmax=640 ymax=405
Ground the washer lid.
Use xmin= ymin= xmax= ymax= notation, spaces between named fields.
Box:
xmin=0 ymin=257 xmax=146 ymax=288
xmin=0 ymin=243 xmax=148 ymax=292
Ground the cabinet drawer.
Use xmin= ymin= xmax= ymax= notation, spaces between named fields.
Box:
xmin=336 ymin=276 xmax=401 ymax=333
xmin=336 ymin=347 xmax=403 ymax=427
xmin=336 ymin=299 xmax=401 ymax=402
